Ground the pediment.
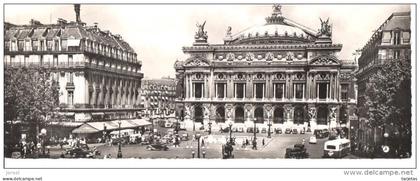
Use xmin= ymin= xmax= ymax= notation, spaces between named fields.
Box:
xmin=184 ymin=56 xmax=210 ymax=67
xmin=309 ymin=55 xmax=340 ymax=65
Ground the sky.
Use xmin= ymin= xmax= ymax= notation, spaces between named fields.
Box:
xmin=4 ymin=4 xmax=411 ymax=79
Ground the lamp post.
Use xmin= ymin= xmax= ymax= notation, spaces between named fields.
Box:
xmin=40 ymin=128 xmax=47 ymax=155
xmin=208 ymin=122 xmax=212 ymax=135
xmin=196 ymin=133 xmax=201 ymax=158
xmin=253 ymin=118 xmax=257 ymax=141
xmin=117 ymin=120 xmax=122 ymax=158
xmin=229 ymin=122 xmax=233 ymax=144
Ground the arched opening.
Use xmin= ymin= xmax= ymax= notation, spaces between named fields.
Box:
xmin=294 ymin=106 xmax=304 ymax=125
xmin=215 ymin=106 xmax=225 ymax=123
xmin=234 ymin=107 xmax=245 ymax=123
xmin=254 ymin=107 xmax=264 ymax=123
xmin=317 ymin=106 xmax=328 ymax=125
xmin=194 ymin=106 xmax=203 ymax=123
xmin=273 ymin=107 xmax=284 ymax=124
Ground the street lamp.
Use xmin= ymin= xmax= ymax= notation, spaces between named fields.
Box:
xmin=117 ymin=120 xmax=122 ymax=158
xmin=208 ymin=122 xmax=212 ymax=135
xmin=40 ymin=128 xmax=47 ymax=155
xmin=253 ymin=118 xmax=257 ymax=141
xmin=228 ymin=122 xmax=233 ymax=144
xmin=195 ymin=133 xmax=201 ymax=158
xmin=267 ymin=115 xmax=272 ymax=138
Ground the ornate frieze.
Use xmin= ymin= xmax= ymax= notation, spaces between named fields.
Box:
xmin=310 ymin=55 xmax=339 ymax=65
xmin=246 ymin=52 xmax=255 ymax=61
xmin=253 ymin=73 xmax=265 ymax=80
xmin=273 ymin=72 xmax=286 ymax=80
xmin=265 ymin=52 xmax=274 ymax=61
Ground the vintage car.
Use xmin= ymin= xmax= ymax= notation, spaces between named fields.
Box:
xmin=146 ymin=144 xmax=169 ymax=151
xmin=285 ymin=144 xmax=308 ymax=159
xmin=314 ymin=129 xmax=330 ymax=139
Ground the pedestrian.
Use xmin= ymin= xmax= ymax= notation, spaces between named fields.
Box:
xmin=262 ymin=138 xmax=265 ymax=146
xmin=302 ymin=138 xmax=305 ymax=145
xmin=252 ymin=139 xmax=257 ymax=150
xmin=245 ymin=138 xmax=249 ymax=145
xmin=201 ymin=138 xmax=205 ymax=146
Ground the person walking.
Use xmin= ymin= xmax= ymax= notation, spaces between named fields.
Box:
xmin=262 ymin=138 xmax=265 ymax=146
xmin=252 ymin=139 xmax=257 ymax=150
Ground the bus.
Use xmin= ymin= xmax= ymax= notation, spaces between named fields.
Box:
xmin=323 ymin=138 xmax=351 ymax=158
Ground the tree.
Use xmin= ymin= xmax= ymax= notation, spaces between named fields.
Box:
xmin=362 ymin=58 xmax=411 ymax=156
xmin=4 ymin=67 xmax=59 ymax=144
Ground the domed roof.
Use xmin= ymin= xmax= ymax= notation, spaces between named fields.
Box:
xmin=225 ymin=5 xmax=317 ymax=45
xmin=233 ymin=23 xmax=308 ymax=40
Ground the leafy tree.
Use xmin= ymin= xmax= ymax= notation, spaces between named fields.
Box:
xmin=4 ymin=67 xmax=59 ymax=143
xmin=362 ymin=58 xmax=411 ymax=156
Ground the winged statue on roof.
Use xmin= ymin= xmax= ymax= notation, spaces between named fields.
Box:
xmin=318 ymin=18 xmax=332 ymax=37
xmin=195 ymin=21 xmax=208 ymax=41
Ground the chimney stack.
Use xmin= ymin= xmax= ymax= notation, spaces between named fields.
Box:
xmin=74 ymin=4 xmax=81 ymax=23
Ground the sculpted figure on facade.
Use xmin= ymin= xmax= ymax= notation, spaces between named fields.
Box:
xmin=195 ymin=21 xmax=208 ymax=41
xmin=329 ymin=106 xmax=337 ymax=120
xmin=185 ymin=104 xmax=191 ymax=118
xmin=318 ymin=18 xmax=332 ymax=37
xmin=226 ymin=26 xmax=232 ymax=37
xmin=308 ymin=107 xmax=317 ymax=119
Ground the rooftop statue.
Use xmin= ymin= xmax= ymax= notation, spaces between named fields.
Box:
xmin=226 ymin=26 xmax=232 ymax=36
xmin=272 ymin=4 xmax=282 ymax=15
xmin=195 ymin=21 xmax=208 ymax=41
xmin=318 ymin=18 xmax=332 ymax=37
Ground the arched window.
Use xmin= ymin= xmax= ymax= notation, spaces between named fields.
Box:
xmin=216 ymin=107 xmax=225 ymax=123
xmin=317 ymin=106 xmax=328 ymax=125
xmin=194 ymin=106 xmax=203 ymax=123
xmin=234 ymin=107 xmax=245 ymax=123
xmin=273 ymin=107 xmax=284 ymax=124
xmin=254 ymin=107 xmax=264 ymax=123
xmin=294 ymin=106 xmax=304 ymax=125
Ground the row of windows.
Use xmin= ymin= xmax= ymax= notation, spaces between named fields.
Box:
xmin=191 ymin=83 xmax=349 ymax=100
xmin=6 ymin=55 xmax=141 ymax=74
xmin=4 ymin=39 xmax=138 ymax=63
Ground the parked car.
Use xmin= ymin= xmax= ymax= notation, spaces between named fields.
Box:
xmin=309 ymin=136 xmax=317 ymax=144
xmin=146 ymin=144 xmax=169 ymax=151
xmin=285 ymin=128 xmax=292 ymax=134
xmin=292 ymin=129 xmax=298 ymax=134
xmin=275 ymin=128 xmax=282 ymax=134
xmin=111 ymin=137 xmax=128 ymax=145
xmin=261 ymin=128 xmax=267 ymax=133
xmin=314 ymin=129 xmax=329 ymax=139
xmin=237 ymin=127 xmax=244 ymax=133
xmin=285 ymin=144 xmax=308 ymax=159
xmin=66 ymin=145 xmax=93 ymax=158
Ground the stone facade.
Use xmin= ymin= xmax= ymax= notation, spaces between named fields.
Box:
xmin=4 ymin=5 xmax=144 ymax=126
xmin=356 ymin=12 xmax=411 ymax=148
xmin=140 ymin=77 xmax=176 ymax=116
xmin=174 ymin=5 xmax=357 ymax=132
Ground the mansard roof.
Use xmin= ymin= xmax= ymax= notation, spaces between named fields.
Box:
xmin=4 ymin=20 xmax=136 ymax=53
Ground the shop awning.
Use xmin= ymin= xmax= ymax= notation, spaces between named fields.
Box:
xmin=71 ymin=119 xmax=151 ymax=134
xmin=72 ymin=124 xmax=100 ymax=134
